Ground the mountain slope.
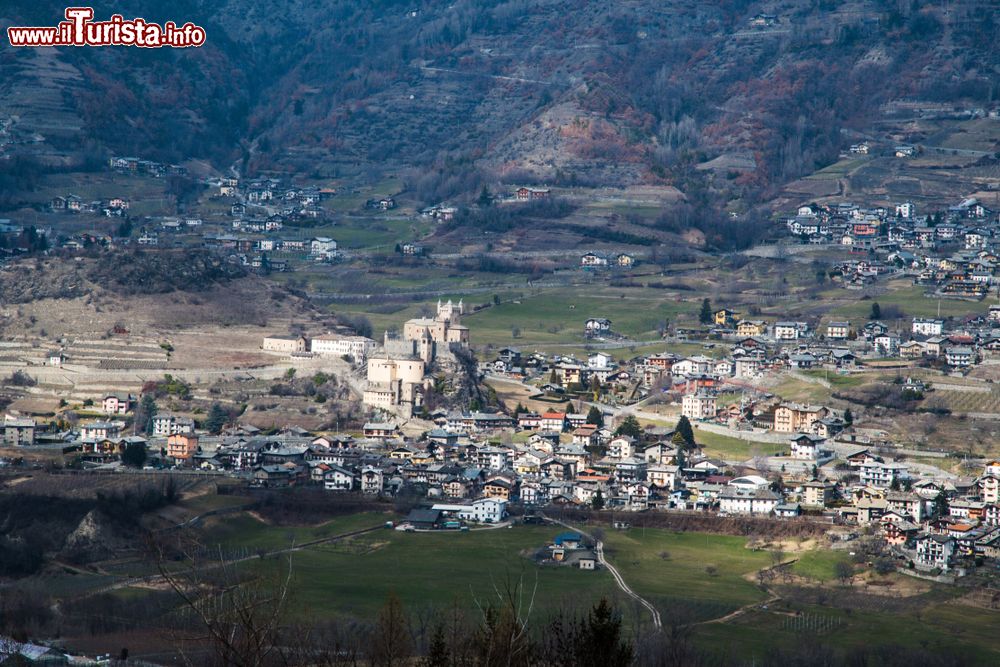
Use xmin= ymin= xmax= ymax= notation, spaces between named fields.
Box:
xmin=1 ymin=1 xmax=997 ymax=211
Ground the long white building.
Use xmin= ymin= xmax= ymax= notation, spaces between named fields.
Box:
xmin=311 ymin=334 xmax=376 ymax=360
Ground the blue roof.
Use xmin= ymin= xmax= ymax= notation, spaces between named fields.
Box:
xmin=555 ymin=531 xmax=583 ymax=545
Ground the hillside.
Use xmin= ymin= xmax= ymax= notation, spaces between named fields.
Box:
xmin=1 ymin=1 xmax=998 ymax=230
xmin=0 ymin=248 xmax=247 ymax=304
xmin=0 ymin=250 xmax=317 ymax=340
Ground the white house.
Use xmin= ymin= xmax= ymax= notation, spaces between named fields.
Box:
xmin=580 ymin=252 xmax=608 ymax=268
xmin=895 ymin=201 xmax=914 ymax=219
xmin=874 ymin=333 xmax=900 ymax=357
xmin=587 ymin=352 xmax=614 ymax=369
xmin=152 ymin=413 xmax=195 ymax=437
xmin=945 ymin=346 xmax=974 ymax=367
xmin=718 ymin=488 xmax=780 ymax=516
xmin=682 ymin=391 xmax=717 ymax=420
xmin=672 ymin=355 xmax=713 ymax=377
xmin=323 ymin=465 xmax=355 ymax=491
xmin=476 ymin=446 xmax=511 ymax=471
xmin=80 ymin=421 xmax=123 ymax=441
xmin=310 ymin=237 xmax=338 ymax=257
xmin=359 ymin=465 xmax=385 ymax=494
xmin=912 ymin=318 xmax=944 ymax=336
xmin=729 ymin=475 xmax=770 ymax=491
xmin=914 ymin=534 xmax=956 ymax=571
xmin=608 ymin=436 xmax=636 ymax=460
xmin=585 ymin=318 xmax=612 ymax=335
xmin=773 ymin=322 xmax=802 ymax=340
xmin=432 ymin=497 xmax=508 ymax=523
xmin=789 ymin=433 xmax=827 ymax=460
xmin=859 ymin=461 xmax=908 ymax=488
xmin=826 ymin=321 xmax=850 ymax=340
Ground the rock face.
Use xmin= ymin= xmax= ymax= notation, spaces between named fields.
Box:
xmin=61 ymin=509 xmax=119 ymax=562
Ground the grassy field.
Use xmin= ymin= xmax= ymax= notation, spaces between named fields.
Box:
xmin=194 ymin=513 xmax=837 ymax=625
xmin=285 ymin=526 xmax=619 ymax=619
xmin=601 ymin=526 xmax=1000 ymax=662
xmin=823 ymin=283 xmax=983 ymax=321
xmin=328 ymin=283 xmax=698 ymax=348
xmin=461 ymin=287 xmax=695 ymax=345
xmin=196 ymin=511 xmax=389 ymax=553
xmin=198 ymin=520 xmax=620 ymax=620
xmin=601 ymin=530 xmax=772 ymax=622
xmin=769 ymin=376 xmax=836 ymax=405
xmin=799 ymin=370 xmax=866 ymax=389
xmin=806 ymin=157 xmax=869 ymax=180
xmin=693 ymin=429 xmax=784 ymax=460
xmin=321 ymin=177 xmax=405 ymax=213
xmin=696 ymin=595 xmax=999 ymax=663
xmin=789 ymin=548 xmax=848 ymax=582
xmin=41 ymin=501 xmax=1000 ymax=662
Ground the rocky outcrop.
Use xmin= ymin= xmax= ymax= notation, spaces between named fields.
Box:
xmin=60 ymin=509 xmax=121 ymax=563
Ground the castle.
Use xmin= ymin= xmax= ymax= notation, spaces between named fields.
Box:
xmin=401 ymin=299 xmax=470 ymax=347
xmin=362 ymin=300 xmax=471 ymax=418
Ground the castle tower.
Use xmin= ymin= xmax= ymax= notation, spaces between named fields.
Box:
xmin=419 ymin=327 xmax=434 ymax=364
xmin=437 ymin=298 xmax=462 ymax=325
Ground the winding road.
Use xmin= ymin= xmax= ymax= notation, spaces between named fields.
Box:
xmin=544 ymin=516 xmax=662 ymax=631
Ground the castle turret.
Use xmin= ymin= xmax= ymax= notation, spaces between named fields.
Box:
xmin=419 ymin=326 xmax=434 ymax=364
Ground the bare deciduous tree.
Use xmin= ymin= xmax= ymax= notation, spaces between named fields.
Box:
xmin=150 ymin=531 xmax=294 ymax=667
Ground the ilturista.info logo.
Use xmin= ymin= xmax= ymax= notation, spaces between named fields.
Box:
xmin=7 ymin=7 xmax=206 ymax=48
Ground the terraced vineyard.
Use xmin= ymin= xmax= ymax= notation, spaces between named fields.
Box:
xmin=925 ymin=386 xmax=1000 ymax=415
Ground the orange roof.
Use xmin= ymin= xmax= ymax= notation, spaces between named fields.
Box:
xmin=542 ymin=412 xmax=566 ymax=419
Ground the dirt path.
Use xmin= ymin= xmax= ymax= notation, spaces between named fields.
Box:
xmin=694 ymin=593 xmax=781 ymax=626
xmin=543 ymin=516 xmax=662 ymax=631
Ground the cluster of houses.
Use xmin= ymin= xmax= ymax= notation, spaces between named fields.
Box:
xmin=220 ymin=176 xmax=335 ymax=222
xmin=845 ymin=458 xmax=1000 ymax=576
xmin=108 ymin=155 xmax=187 ymax=178
xmin=484 ymin=318 xmax=864 ymax=420
xmin=579 ymin=251 xmax=636 ymax=269
xmin=50 ymin=194 xmax=130 ymax=217
xmin=526 ymin=304 xmax=1000 ymax=408
xmin=11 ymin=398 xmax=1000 ymax=575
xmin=787 ymin=198 xmax=996 ymax=251
xmin=204 ymin=234 xmax=339 ymax=269
xmin=417 ymin=186 xmax=550 ymax=224
xmin=788 ymin=197 xmax=1000 ymax=298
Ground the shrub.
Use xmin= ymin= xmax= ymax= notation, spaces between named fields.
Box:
xmin=4 ymin=370 xmax=37 ymax=387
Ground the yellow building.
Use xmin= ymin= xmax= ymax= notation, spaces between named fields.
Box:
xmin=773 ymin=403 xmax=828 ymax=433
xmin=714 ymin=309 xmax=739 ymax=327
xmin=737 ymin=320 xmax=767 ymax=336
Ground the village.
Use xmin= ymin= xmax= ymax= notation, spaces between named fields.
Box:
xmin=1 ymin=157 xmax=561 ymax=273
xmin=786 ymin=194 xmax=1000 ymax=300
xmin=7 ymin=282 xmax=1000 ymax=583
